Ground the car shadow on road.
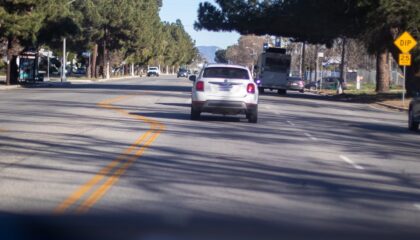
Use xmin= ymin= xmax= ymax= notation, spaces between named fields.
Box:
xmin=158 ymin=102 xmax=190 ymax=108
xmin=131 ymin=111 xmax=243 ymax=122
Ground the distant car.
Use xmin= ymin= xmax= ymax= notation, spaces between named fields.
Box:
xmin=177 ymin=69 xmax=189 ymax=78
xmin=305 ymin=77 xmax=347 ymax=91
xmin=322 ymin=77 xmax=348 ymax=90
xmin=147 ymin=67 xmax=160 ymax=77
xmin=305 ymin=80 xmax=320 ymax=91
xmin=190 ymin=64 xmax=259 ymax=123
xmin=75 ymin=68 xmax=86 ymax=75
xmin=409 ymin=93 xmax=420 ymax=131
xmin=287 ymin=77 xmax=305 ymax=93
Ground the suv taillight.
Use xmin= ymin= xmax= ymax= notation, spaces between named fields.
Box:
xmin=247 ymin=83 xmax=255 ymax=94
xmin=196 ymin=81 xmax=204 ymax=91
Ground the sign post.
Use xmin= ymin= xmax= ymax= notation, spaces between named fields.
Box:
xmin=394 ymin=31 xmax=417 ymax=106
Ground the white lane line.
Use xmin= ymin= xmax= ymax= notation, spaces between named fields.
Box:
xmin=414 ymin=204 xmax=420 ymax=210
xmin=304 ymin=132 xmax=318 ymax=141
xmin=185 ymin=99 xmax=191 ymax=104
xmin=264 ymin=105 xmax=271 ymax=110
xmin=339 ymin=155 xmax=364 ymax=170
xmin=287 ymin=121 xmax=296 ymax=126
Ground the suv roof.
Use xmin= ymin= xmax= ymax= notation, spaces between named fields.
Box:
xmin=204 ymin=63 xmax=249 ymax=70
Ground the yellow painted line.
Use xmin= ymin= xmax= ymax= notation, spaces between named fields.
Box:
xmin=54 ymin=128 xmax=154 ymax=213
xmin=76 ymin=124 xmax=164 ymax=213
xmin=55 ymin=95 xmax=165 ymax=214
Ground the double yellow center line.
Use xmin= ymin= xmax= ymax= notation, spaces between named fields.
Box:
xmin=55 ymin=95 xmax=165 ymax=214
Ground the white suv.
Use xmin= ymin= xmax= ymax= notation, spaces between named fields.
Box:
xmin=190 ymin=64 xmax=259 ymax=123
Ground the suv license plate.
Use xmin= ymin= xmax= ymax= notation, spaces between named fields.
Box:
xmin=219 ymin=86 xmax=232 ymax=91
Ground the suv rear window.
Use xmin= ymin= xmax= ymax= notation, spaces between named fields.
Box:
xmin=203 ymin=67 xmax=250 ymax=80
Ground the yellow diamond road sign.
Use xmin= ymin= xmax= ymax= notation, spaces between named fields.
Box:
xmin=394 ymin=31 xmax=417 ymax=53
xmin=399 ymin=53 xmax=411 ymax=66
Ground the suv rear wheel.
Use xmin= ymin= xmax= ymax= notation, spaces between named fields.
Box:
xmin=191 ymin=107 xmax=201 ymax=120
xmin=247 ymin=108 xmax=258 ymax=123
xmin=409 ymin=108 xmax=419 ymax=131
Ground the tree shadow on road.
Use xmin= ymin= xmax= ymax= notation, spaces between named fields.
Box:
xmin=1 ymin=83 xmax=420 ymax=239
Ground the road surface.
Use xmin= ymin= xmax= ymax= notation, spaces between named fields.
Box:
xmin=0 ymin=76 xmax=419 ymax=239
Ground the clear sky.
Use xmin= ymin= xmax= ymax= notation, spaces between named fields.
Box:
xmin=159 ymin=0 xmax=240 ymax=49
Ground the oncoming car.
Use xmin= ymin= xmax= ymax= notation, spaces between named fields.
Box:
xmin=177 ymin=68 xmax=189 ymax=78
xmin=147 ymin=67 xmax=160 ymax=77
xmin=189 ymin=64 xmax=259 ymax=123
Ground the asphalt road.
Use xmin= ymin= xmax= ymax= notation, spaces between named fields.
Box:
xmin=0 ymin=76 xmax=419 ymax=239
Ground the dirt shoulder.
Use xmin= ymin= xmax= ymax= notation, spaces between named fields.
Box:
xmin=319 ymin=90 xmax=409 ymax=111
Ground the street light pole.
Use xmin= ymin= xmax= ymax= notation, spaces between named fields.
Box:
xmin=60 ymin=0 xmax=76 ymax=82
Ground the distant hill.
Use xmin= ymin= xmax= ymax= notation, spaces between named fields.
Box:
xmin=197 ymin=46 xmax=220 ymax=63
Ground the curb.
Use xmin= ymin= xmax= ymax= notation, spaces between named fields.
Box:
xmin=67 ymin=76 xmax=140 ymax=83
xmin=67 ymin=74 xmax=176 ymax=83
xmin=21 ymin=82 xmax=73 ymax=88
xmin=0 ymin=85 xmax=22 ymax=91
xmin=0 ymin=76 xmax=140 ymax=90
xmin=375 ymin=102 xmax=408 ymax=112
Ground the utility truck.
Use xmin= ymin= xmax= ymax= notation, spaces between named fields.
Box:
xmin=255 ymin=48 xmax=292 ymax=95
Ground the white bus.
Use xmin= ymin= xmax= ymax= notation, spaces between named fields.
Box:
xmin=256 ymin=48 xmax=292 ymax=94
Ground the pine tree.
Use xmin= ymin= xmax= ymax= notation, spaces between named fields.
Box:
xmin=195 ymin=0 xmax=420 ymax=93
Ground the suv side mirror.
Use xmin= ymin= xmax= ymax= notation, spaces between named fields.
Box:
xmin=189 ymin=75 xmax=196 ymax=82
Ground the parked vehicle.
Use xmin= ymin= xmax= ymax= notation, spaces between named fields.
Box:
xmin=322 ymin=77 xmax=347 ymax=90
xmin=147 ymin=67 xmax=160 ymax=77
xmin=305 ymin=80 xmax=320 ymax=91
xmin=190 ymin=64 xmax=259 ymax=123
xmin=255 ymin=47 xmax=291 ymax=95
xmin=74 ymin=68 xmax=86 ymax=75
xmin=304 ymin=77 xmax=347 ymax=91
xmin=409 ymin=92 xmax=420 ymax=131
xmin=287 ymin=77 xmax=305 ymax=93
xmin=177 ymin=68 xmax=189 ymax=78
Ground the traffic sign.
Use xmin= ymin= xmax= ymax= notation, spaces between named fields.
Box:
xmin=394 ymin=31 xmax=417 ymax=53
xmin=399 ymin=53 xmax=411 ymax=66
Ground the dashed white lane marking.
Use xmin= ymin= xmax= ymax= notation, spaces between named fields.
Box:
xmin=339 ymin=155 xmax=364 ymax=170
xmin=287 ymin=121 xmax=296 ymax=126
xmin=185 ymin=99 xmax=191 ymax=104
xmin=414 ymin=204 xmax=420 ymax=210
xmin=304 ymin=132 xmax=318 ymax=141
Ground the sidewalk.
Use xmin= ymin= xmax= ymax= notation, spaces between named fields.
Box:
xmin=375 ymin=99 xmax=409 ymax=111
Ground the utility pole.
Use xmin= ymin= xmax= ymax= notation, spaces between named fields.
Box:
xmin=340 ymin=38 xmax=347 ymax=82
xmin=300 ymin=42 xmax=306 ymax=80
xmin=314 ymin=45 xmax=319 ymax=83
xmin=47 ymin=51 xmax=50 ymax=81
